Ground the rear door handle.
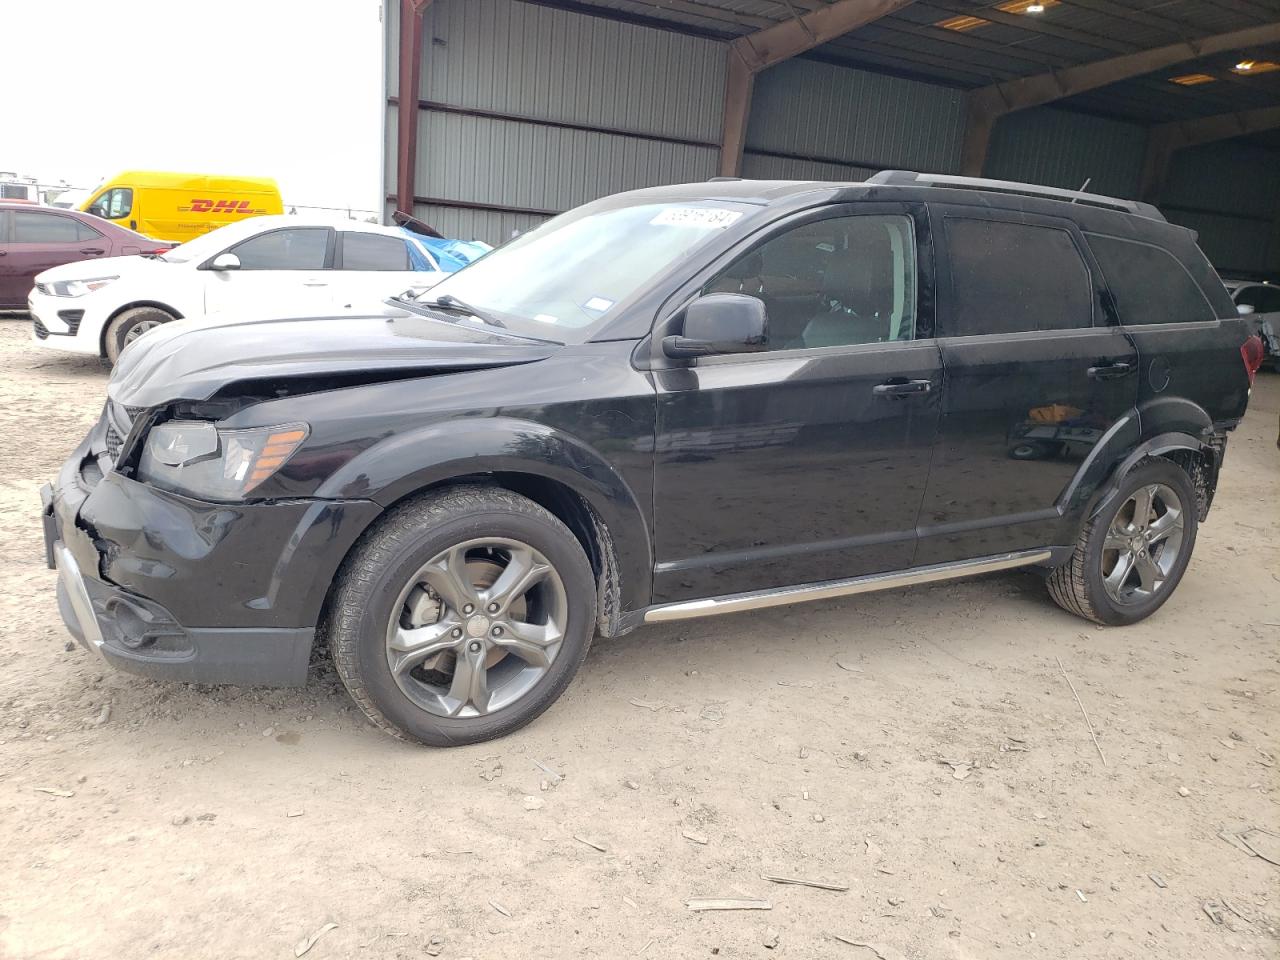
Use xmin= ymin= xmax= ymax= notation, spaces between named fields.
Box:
xmin=873 ymin=378 xmax=933 ymax=397
xmin=79 ymin=247 xmax=104 ymax=255
xmin=1087 ymin=361 xmax=1134 ymax=381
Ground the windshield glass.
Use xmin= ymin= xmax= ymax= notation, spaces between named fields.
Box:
xmin=412 ymin=199 xmax=753 ymax=340
xmin=158 ymin=229 xmax=237 ymax=264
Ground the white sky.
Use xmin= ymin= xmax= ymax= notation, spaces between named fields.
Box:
xmin=3 ymin=0 xmax=385 ymax=215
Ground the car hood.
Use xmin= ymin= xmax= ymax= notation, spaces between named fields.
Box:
xmin=108 ymin=308 xmax=560 ymax=408
xmin=35 ymin=254 xmax=169 ymax=283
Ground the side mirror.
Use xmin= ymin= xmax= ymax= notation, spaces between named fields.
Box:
xmin=662 ymin=293 xmax=767 ymax=359
xmin=209 ymin=252 xmax=241 ymax=271
xmin=1237 ymin=303 xmax=1255 ymax=316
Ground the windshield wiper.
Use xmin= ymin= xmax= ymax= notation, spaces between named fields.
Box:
xmin=420 ymin=293 xmax=505 ymax=328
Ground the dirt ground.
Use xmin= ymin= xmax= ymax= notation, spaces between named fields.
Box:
xmin=0 ymin=315 xmax=1276 ymax=960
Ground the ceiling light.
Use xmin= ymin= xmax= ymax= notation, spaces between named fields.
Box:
xmin=995 ymin=0 xmax=1059 ymax=13
xmin=1231 ymin=59 xmax=1279 ymax=75
xmin=936 ymin=14 xmax=987 ymax=31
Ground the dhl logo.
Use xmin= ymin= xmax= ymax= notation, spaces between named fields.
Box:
xmin=177 ymin=199 xmax=268 ymax=214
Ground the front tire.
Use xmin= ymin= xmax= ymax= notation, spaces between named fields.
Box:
xmin=104 ymin=306 xmax=174 ymax=364
xmin=325 ymin=486 xmax=596 ymax=745
xmin=1047 ymin=459 xmax=1198 ymax=625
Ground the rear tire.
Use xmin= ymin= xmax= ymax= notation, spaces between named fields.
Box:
xmin=104 ymin=306 xmax=174 ymax=364
xmin=1047 ymin=459 xmax=1198 ymax=626
xmin=325 ymin=485 xmax=596 ymax=745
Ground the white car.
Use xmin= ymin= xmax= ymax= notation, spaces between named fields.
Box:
xmin=28 ymin=215 xmax=448 ymax=363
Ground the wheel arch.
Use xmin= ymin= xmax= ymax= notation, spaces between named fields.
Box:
xmin=313 ymin=417 xmax=653 ymax=635
xmin=99 ymin=300 xmax=185 ymax=357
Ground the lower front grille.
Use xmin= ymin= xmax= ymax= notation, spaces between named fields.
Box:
xmin=33 ymin=318 xmax=49 ymax=339
xmin=57 ymin=309 xmax=84 ymax=335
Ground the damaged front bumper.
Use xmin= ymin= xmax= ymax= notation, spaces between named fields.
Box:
xmin=42 ymin=413 xmax=381 ymax=686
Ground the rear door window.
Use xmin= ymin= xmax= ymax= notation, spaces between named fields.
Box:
xmin=12 ymin=211 xmax=83 ymax=243
xmin=944 ymin=217 xmax=1093 ymax=336
xmin=1086 ymin=234 xmax=1216 ymax=325
xmin=340 ymin=232 xmax=410 ymax=271
xmin=229 ymin=228 xmax=331 ymax=270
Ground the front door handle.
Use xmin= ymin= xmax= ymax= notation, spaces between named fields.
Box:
xmin=873 ymin=378 xmax=933 ymax=397
xmin=1087 ymin=361 xmax=1134 ymax=381
xmin=79 ymin=247 xmax=105 ymax=255
xmin=302 ymin=281 xmax=328 ymax=287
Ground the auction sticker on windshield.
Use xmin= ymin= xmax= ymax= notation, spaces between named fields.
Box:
xmin=650 ymin=208 xmax=743 ymax=229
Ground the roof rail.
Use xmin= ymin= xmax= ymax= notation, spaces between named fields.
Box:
xmin=865 ymin=170 xmax=1167 ymax=222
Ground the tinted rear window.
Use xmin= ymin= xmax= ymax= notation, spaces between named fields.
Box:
xmin=945 ymin=218 xmax=1093 ymax=336
xmin=341 ymin=232 xmax=409 ymax=271
xmin=1087 ymin=234 xmax=1215 ymax=326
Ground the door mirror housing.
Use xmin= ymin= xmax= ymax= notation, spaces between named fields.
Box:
xmin=208 ymin=252 xmax=241 ymax=271
xmin=1236 ymin=302 xmax=1255 ymax=316
xmin=663 ymin=293 xmax=767 ymax=359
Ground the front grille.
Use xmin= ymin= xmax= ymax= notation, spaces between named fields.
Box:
xmin=103 ymin=401 xmax=138 ymax=463
xmin=104 ymin=423 xmax=123 ymax=461
xmin=32 ymin=318 xmax=48 ymax=339
xmin=57 ymin=309 xmax=84 ymax=335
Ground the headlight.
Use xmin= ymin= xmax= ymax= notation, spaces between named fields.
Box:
xmin=137 ymin=421 xmax=309 ymax=500
xmin=49 ymin=276 xmax=118 ymax=297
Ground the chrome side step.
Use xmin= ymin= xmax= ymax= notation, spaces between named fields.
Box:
xmin=643 ymin=549 xmax=1053 ymax=623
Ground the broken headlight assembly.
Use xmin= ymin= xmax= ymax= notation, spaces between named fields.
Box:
xmin=136 ymin=421 xmax=309 ymax=500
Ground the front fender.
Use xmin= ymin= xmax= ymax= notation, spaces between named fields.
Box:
xmin=315 ymin=416 xmax=653 ymax=612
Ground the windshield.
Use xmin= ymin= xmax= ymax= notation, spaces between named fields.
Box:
xmin=412 ymin=199 xmax=753 ymax=340
xmin=158 ymin=229 xmax=237 ymax=264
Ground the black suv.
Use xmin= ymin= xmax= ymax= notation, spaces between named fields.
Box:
xmin=42 ymin=172 xmax=1265 ymax=745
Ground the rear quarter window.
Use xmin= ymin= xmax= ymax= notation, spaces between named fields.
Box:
xmin=1086 ymin=234 xmax=1216 ymax=326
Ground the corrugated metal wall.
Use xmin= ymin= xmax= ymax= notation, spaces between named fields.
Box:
xmin=984 ymin=108 xmax=1148 ymax=199
xmin=386 ymin=0 xmax=722 ymax=241
xmin=743 ymin=59 xmax=966 ymax=176
xmin=1162 ymin=142 xmax=1280 ymax=277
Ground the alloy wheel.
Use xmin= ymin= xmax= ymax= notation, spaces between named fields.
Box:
xmin=1100 ymin=483 xmax=1186 ymax=605
xmin=384 ymin=537 xmax=568 ymax=718
xmin=124 ymin=319 xmax=161 ymax=344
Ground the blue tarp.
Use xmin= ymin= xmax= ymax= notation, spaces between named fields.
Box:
xmin=400 ymin=230 xmax=492 ymax=273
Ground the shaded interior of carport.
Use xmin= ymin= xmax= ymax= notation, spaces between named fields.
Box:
xmin=386 ymin=0 xmax=1280 ymax=279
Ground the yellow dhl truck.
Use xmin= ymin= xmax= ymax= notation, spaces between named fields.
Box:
xmin=81 ymin=171 xmax=283 ymax=242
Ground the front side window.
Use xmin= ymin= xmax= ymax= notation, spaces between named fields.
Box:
xmin=88 ymin=188 xmax=133 ymax=220
xmin=704 ymin=215 xmax=917 ymax=351
xmin=12 ymin=211 xmax=82 ymax=243
xmin=1087 ymin=234 xmax=1215 ymax=326
xmin=946 ymin=218 xmax=1093 ymax=336
xmin=230 ymin=228 xmax=330 ymax=270
xmin=341 ymin=232 xmax=409 ymax=271
xmin=415 ymin=199 xmax=754 ymax=341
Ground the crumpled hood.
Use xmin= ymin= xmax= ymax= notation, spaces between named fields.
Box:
xmin=108 ymin=309 xmax=559 ymax=408
xmin=35 ymin=254 xmax=168 ymax=284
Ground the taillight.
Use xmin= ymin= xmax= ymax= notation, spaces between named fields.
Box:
xmin=1241 ymin=334 xmax=1264 ymax=386
xmin=146 ymin=248 xmax=169 ymax=256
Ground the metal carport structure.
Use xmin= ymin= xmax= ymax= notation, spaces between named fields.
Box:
xmin=384 ymin=0 xmax=1280 ymax=277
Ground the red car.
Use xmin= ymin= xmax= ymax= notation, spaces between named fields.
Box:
xmin=0 ymin=203 xmax=170 ymax=310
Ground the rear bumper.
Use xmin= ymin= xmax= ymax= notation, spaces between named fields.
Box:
xmin=43 ymin=418 xmax=382 ymax=686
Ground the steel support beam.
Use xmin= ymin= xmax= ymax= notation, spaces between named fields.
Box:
xmin=959 ymin=21 xmax=1280 ymax=177
xmin=1139 ymin=105 xmax=1280 ymax=202
xmin=718 ymin=0 xmax=918 ymax=177
xmin=395 ymin=0 xmax=433 ymax=217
